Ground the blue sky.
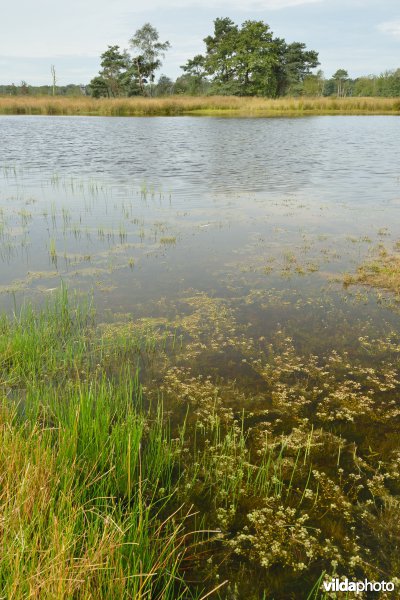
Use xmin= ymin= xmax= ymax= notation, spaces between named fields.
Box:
xmin=1 ymin=0 xmax=399 ymax=85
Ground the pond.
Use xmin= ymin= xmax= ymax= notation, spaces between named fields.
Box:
xmin=1 ymin=114 xmax=400 ymax=598
xmin=1 ymin=115 xmax=400 ymax=362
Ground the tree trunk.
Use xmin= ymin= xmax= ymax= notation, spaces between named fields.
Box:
xmin=135 ymin=59 xmax=145 ymax=95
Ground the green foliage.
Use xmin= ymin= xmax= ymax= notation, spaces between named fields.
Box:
xmin=19 ymin=80 xmax=29 ymax=95
xmin=89 ymin=45 xmax=133 ymax=98
xmin=88 ymin=75 xmax=109 ymax=99
xmin=276 ymin=41 xmax=320 ymax=95
xmin=332 ymin=69 xmax=349 ymax=97
xmin=88 ymin=24 xmax=170 ymax=98
xmin=155 ymin=74 xmax=174 ymax=96
xmin=321 ymin=67 xmax=400 ymax=98
xmin=181 ymin=17 xmax=319 ymax=97
xmin=129 ymin=23 xmax=171 ymax=95
xmin=353 ymin=75 xmax=378 ymax=97
xmin=0 ymin=290 xmax=205 ymax=599
xmin=0 ymin=83 xmax=88 ymax=97
xmin=2 ymin=282 xmax=400 ymax=597
xmin=353 ymin=69 xmax=400 ymax=97
xmin=179 ymin=54 xmax=209 ymax=95
xmin=302 ymin=70 xmax=325 ymax=96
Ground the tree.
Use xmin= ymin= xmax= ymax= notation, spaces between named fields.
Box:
xmin=180 ymin=54 xmax=208 ymax=94
xmin=6 ymin=84 xmax=17 ymax=96
xmin=155 ymin=74 xmax=174 ymax=96
xmin=275 ymin=42 xmax=319 ymax=95
xmin=378 ymin=69 xmax=400 ymax=96
xmin=181 ymin=54 xmax=206 ymax=79
xmin=174 ymin=73 xmax=210 ymax=96
xmin=89 ymin=45 xmax=137 ymax=98
xmin=51 ymin=65 xmax=57 ymax=96
xmin=353 ymin=75 xmax=377 ymax=97
xmin=102 ymin=45 xmax=130 ymax=97
xmin=181 ymin=18 xmax=319 ymax=97
xmin=89 ymin=75 xmax=110 ymax=98
xmin=302 ymin=69 xmax=325 ymax=96
xmin=89 ymin=46 xmax=123 ymax=97
xmin=202 ymin=17 xmax=239 ymax=91
xmin=129 ymin=23 xmax=170 ymax=95
xmin=89 ymin=25 xmax=170 ymax=98
xmin=20 ymin=81 xmax=30 ymax=95
xmin=332 ymin=69 xmax=349 ymax=97
xmin=185 ymin=18 xmax=280 ymax=95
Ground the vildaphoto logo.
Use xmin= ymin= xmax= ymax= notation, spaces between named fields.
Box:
xmin=323 ymin=578 xmax=395 ymax=593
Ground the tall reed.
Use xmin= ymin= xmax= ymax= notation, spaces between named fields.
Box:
xmin=0 ymin=95 xmax=399 ymax=116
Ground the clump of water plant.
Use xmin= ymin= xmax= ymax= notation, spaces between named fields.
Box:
xmin=160 ymin=236 xmax=177 ymax=245
xmin=343 ymin=241 xmax=400 ymax=300
xmin=0 ymin=288 xmax=219 ymax=600
xmin=134 ymin=291 xmax=400 ymax=598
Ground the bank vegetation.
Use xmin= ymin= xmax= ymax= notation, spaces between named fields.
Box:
xmin=0 ymin=95 xmax=400 ymax=117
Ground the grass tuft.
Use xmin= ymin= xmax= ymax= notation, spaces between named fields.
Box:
xmin=0 ymin=288 xmax=207 ymax=599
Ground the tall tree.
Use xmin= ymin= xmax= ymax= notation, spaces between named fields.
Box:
xmin=182 ymin=18 xmax=319 ymax=97
xmin=275 ymin=42 xmax=319 ymax=95
xmin=89 ymin=45 xmax=131 ymax=98
xmin=89 ymin=25 xmax=170 ymax=98
xmin=332 ymin=69 xmax=349 ymax=97
xmin=129 ymin=23 xmax=170 ymax=95
xmin=202 ymin=17 xmax=239 ymax=90
xmin=51 ymin=65 xmax=57 ymax=96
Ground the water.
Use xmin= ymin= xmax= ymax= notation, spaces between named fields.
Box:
xmin=2 ymin=114 xmax=400 ymax=598
xmin=1 ymin=115 xmax=399 ymax=326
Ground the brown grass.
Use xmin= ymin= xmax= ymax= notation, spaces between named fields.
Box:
xmin=343 ymin=243 xmax=400 ymax=296
xmin=0 ymin=95 xmax=400 ymax=117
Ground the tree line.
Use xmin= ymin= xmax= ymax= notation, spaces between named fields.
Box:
xmin=2 ymin=18 xmax=400 ymax=98
xmin=89 ymin=18 xmax=319 ymax=98
xmin=88 ymin=19 xmax=400 ymax=98
xmin=0 ymin=82 xmax=88 ymax=96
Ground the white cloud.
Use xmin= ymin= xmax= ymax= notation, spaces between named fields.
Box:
xmin=378 ymin=19 xmax=400 ymax=38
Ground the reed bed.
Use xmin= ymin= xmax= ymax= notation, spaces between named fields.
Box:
xmin=0 ymin=95 xmax=399 ymax=117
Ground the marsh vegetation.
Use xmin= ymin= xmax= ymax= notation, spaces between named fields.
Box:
xmin=0 ymin=95 xmax=400 ymax=117
xmin=343 ymin=241 xmax=400 ymax=300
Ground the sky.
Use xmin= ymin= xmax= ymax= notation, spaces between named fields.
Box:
xmin=1 ymin=0 xmax=400 ymax=86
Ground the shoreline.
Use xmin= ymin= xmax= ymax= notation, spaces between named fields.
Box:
xmin=0 ymin=94 xmax=399 ymax=117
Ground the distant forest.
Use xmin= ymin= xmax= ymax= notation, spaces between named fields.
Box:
xmin=1 ymin=18 xmax=400 ymax=98
xmin=2 ymin=71 xmax=399 ymax=98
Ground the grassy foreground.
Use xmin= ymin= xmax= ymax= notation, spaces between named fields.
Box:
xmin=0 ymin=289 xmax=222 ymax=600
xmin=1 ymin=288 xmax=400 ymax=598
xmin=0 ymin=95 xmax=400 ymax=117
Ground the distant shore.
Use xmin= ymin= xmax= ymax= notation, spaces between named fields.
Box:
xmin=0 ymin=95 xmax=399 ymax=117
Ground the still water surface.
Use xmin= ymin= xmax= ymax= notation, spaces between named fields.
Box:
xmin=1 ymin=115 xmax=399 ymax=331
